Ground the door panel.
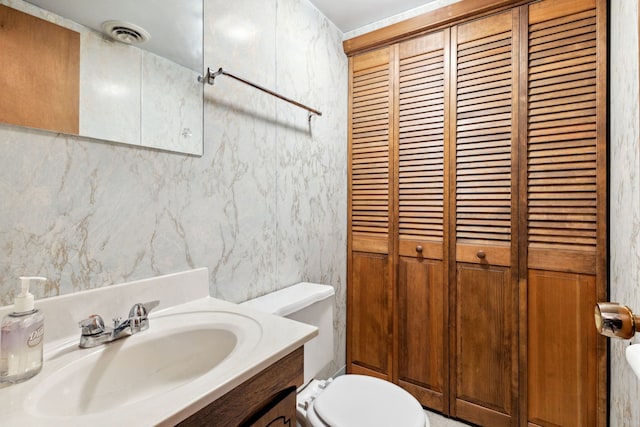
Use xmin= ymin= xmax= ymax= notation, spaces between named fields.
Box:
xmin=396 ymin=30 xmax=449 ymax=411
xmin=527 ymin=0 xmax=599 ymax=272
xmin=525 ymin=1 xmax=605 ymax=425
xmin=348 ymin=252 xmax=392 ymax=378
xmin=527 ymin=269 xmax=596 ymax=427
xmin=453 ymin=11 xmax=516 ymax=250
xmin=454 ymin=263 xmax=514 ymax=427
xmin=397 ymin=30 xmax=447 ymax=254
xmin=350 ymin=47 xmax=394 ymax=255
xmin=450 ymin=9 xmax=519 ymax=426
xmin=348 ymin=47 xmax=394 ymax=380
xmin=397 ymin=256 xmax=445 ymax=410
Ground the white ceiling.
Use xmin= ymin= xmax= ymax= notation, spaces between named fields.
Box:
xmin=309 ymin=0 xmax=438 ymax=33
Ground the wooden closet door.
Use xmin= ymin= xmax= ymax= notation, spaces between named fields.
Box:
xmin=523 ymin=0 xmax=607 ymax=425
xmin=347 ymin=47 xmax=395 ymax=380
xmin=395 ymin=30 xmax=449 ymax=412
xmin=449 ymin=9 xmax=520 ymax=427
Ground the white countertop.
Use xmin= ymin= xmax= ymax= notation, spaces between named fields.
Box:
xmin=0 ymin=269 xmax=317 ymax=426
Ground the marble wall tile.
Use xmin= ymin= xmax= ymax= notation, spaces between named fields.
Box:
xmin=203 ymin=0 xmax=347 ymax=375
xmin=275 ymin=0 xmax=348 ymax=376
xmin=203 ymin=0 xmax=279 ymax=304
xmin=0 ymin=0 xmax=347 ymax=375
xmin=610 ymin=1 xmax=640 ymax=425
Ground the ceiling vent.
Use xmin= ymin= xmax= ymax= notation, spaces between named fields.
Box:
xmin=102 ymin=21 xmax=151 ymax=45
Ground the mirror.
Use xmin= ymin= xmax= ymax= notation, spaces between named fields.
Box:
xmin=0 ymin=0 xmax=203 ymax=156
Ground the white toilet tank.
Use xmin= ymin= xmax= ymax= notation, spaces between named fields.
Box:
xmin=241 ymin=283 xmax=335 ymax=384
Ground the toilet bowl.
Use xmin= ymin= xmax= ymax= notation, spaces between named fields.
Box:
xmin=298 ymin=375 xmax=426 ymax=427
xmin=241 ymin=283 xmax=429 ymax=427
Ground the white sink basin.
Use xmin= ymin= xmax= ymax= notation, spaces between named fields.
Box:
xmin=627 ymin=344 xmax=640 ymax=380
xmin=24 ymin=310 xmax=261 ymax=417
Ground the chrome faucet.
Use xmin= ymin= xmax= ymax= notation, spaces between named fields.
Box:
xmin=78 ymin=300 xmax=160 ymax=348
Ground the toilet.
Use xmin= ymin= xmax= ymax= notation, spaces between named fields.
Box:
xmin=241 ymin=283 xmax=429 ymax=427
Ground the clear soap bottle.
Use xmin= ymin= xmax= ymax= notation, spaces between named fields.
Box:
xmin=0 ymin=276 xmax=46 ymax=383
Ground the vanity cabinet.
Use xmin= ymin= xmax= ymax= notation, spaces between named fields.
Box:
xmin=243 ymin=388 xmax=296 ymax=427
xmin=346 ymin=0 xmax=607 ymax=425
xmin=177 ymin=347 xmax=303 ymax=427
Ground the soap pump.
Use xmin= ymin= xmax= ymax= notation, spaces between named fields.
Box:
xmin=0 ymin=276 xmax=46 ymax=383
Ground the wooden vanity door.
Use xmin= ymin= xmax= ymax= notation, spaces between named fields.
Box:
xmin=449 ymin=9 xmax=520 ymax=427
xmin=247 ymin=388 xmax=296 ymax=427
xmin=395 ymin=29 xmax=449 ymax=412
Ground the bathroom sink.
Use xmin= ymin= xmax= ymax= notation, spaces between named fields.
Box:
xmin=24 ymin=310 xmax=262 ymax=417
xmin=0 ymin=269 xmax=317 ymax=426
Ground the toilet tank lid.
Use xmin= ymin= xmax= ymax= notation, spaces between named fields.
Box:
xmin=240 ymin=282 xmax=334 ymax=317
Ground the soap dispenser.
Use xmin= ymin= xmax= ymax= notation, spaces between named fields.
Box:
xmin=0 ymin=276 xmax=46 ymax=383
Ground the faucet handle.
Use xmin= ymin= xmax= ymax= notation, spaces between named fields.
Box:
xmin=128 ymin=300 xmax=160 ymax=333
xmin=79 ymin=314 xmax=105 ymax=336
xmin=128 ymin=300 xmax=160 ymax=318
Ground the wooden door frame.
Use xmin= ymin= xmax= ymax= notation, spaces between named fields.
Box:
xmin=343 ymin=0 xmax=531 ymax=56
xmin=345 ymin=0 xmax=608 ymax=425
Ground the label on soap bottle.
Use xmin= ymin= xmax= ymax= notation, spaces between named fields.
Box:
xmin=27 ymin=325 xmax=44 ymax=347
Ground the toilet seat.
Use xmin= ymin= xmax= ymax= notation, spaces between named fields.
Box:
xmin=307 ymin=375 xmax=427 ymax=427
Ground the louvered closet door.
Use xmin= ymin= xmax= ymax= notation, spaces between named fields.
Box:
xmin=396 ymin=30 xmax=448 ymax=411
xmin=347 ymin=47 xmax=394 ymax=380
xmin=450 ymin=10 xmax=519 ymax=427
xmin=525 ymin=0 xmax=606 ymax=425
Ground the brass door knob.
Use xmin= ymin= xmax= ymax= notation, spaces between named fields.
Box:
xmin=595 ymin=302 xmax=640 ymax=339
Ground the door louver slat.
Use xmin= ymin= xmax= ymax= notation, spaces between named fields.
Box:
xmin=456 ymin=30 xmax=512 ymax=245
xmin=528 ymin=8 xmax=597 ymax=252
xmin=399 ymin=46 xmax=445 ymax=241
xmin=351 ymin=62 xmax=390 ymax=238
